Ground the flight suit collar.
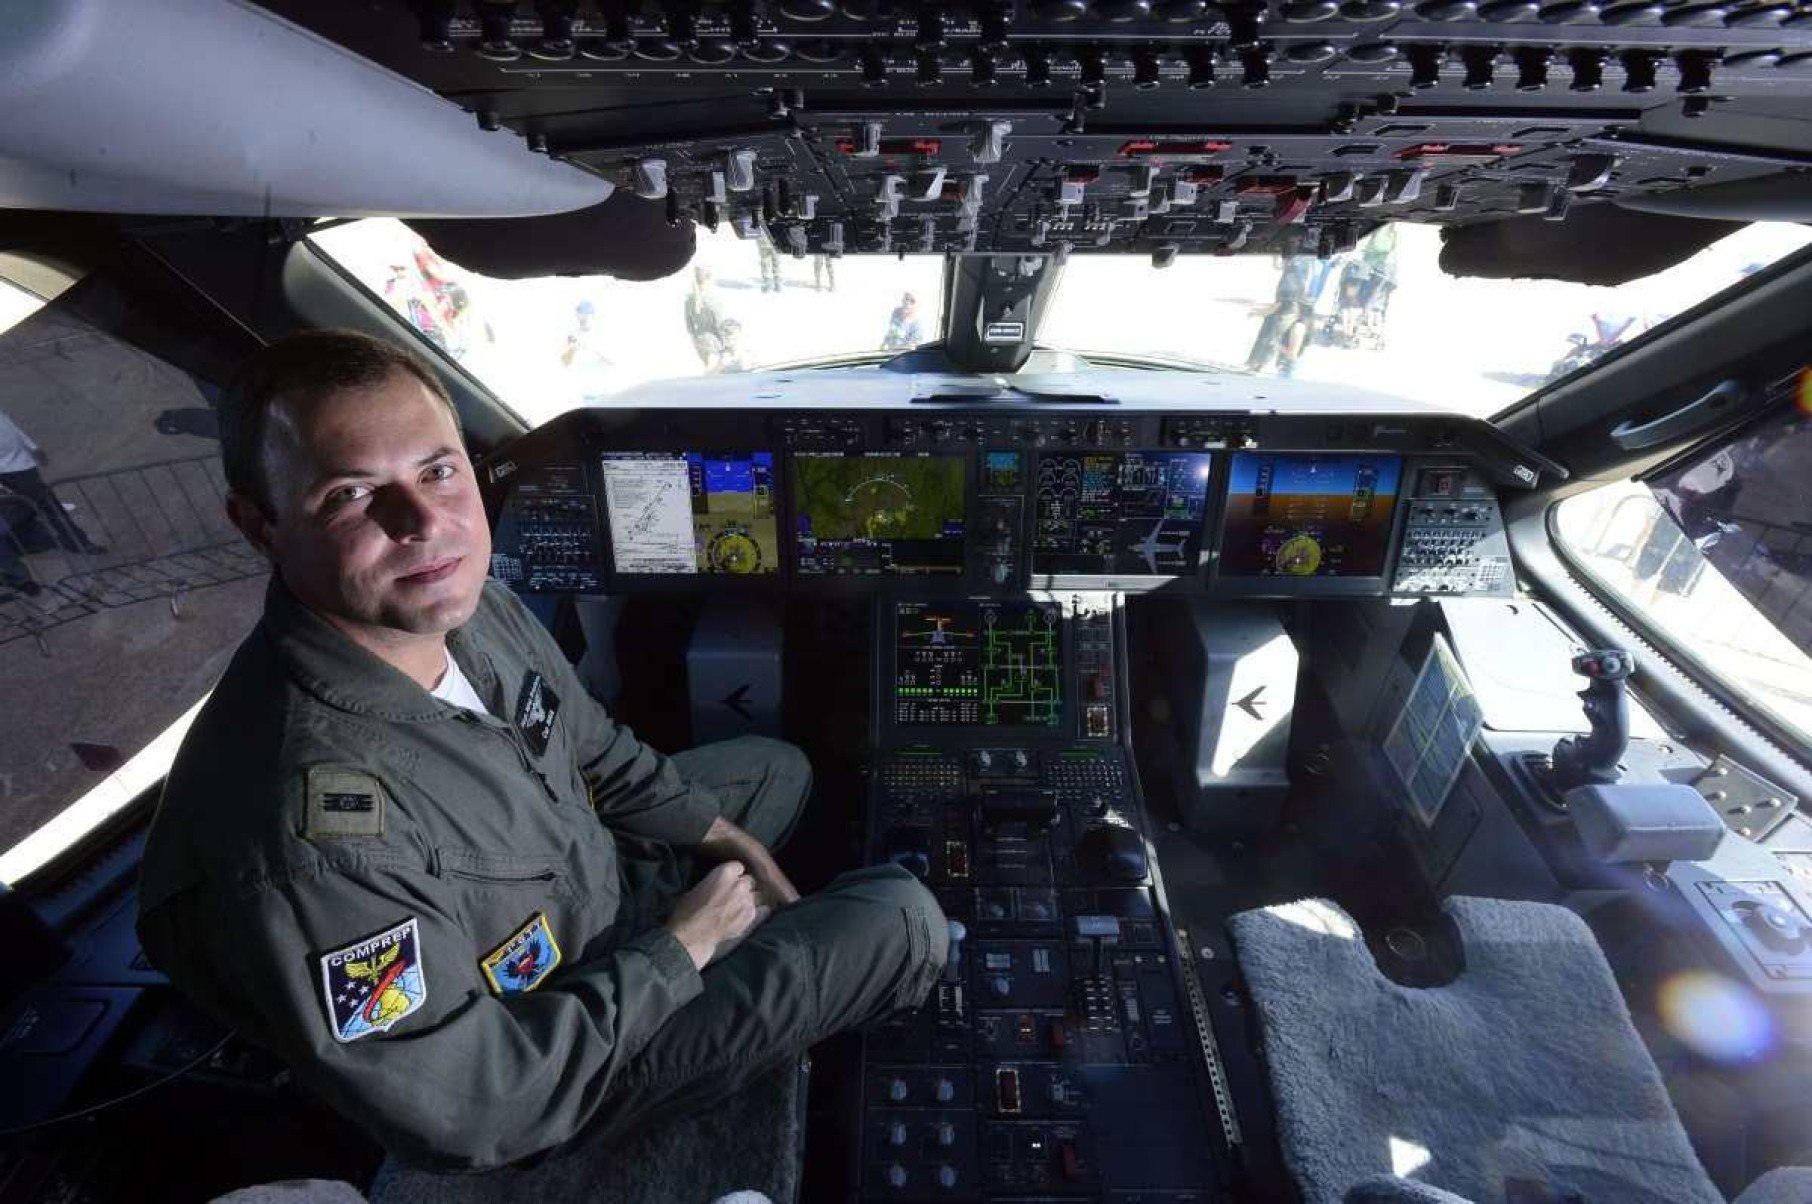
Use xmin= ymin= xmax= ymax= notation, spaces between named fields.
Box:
xmin=262 ymin=577 xmax=502 ymax=722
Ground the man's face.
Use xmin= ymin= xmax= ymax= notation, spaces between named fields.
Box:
xmin=251 ymin=370 xmax=490 ymax=643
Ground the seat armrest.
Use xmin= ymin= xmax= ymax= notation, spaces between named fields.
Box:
xmin=1566 ymin=783 xmax=1725 ymax=864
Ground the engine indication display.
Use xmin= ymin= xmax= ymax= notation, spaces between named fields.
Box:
xmin=794 ymin=452 xmax=966 ymax=576
xmin=599 ymin=451 xmax=777 ymax=575
xmin=895 ymin=600 xmax=1063 ymax=727
xmin=1032 ymin=451 xmax=1214 ymax=576
xmin=1220 ymin=452 xmax=1403 ymax=578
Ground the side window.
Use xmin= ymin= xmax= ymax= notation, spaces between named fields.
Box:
xmin=1552 ymin=403 xmax=1812 ymax=750
xmin=0 ymin=271 xmax=265 ymax=881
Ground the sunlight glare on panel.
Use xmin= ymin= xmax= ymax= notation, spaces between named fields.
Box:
xmin=1657 ymin=970 xmax=1776 ymax=1064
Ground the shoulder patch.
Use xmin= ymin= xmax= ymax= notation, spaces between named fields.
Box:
xmin=319 ymin=917 xmax=428 ymax=1043
xmin=514 ymin=670 xmax=560 ymax=757
xmin=480 ymin=912 xmax=563 ymax=995
xmin=304 ymin=767 xmax=387 ymax=841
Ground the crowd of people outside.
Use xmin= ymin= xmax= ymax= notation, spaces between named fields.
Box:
xmin=1245 ymin=226 xmax=1400 ymax=378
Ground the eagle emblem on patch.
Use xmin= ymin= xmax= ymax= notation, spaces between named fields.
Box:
xmin=514 ymin=670 xmax=560 ymax=757
xmin=319 ymin=918 xmax=428 ymax=1043
xmin=480 ymin=912 xmax=563 ymax=996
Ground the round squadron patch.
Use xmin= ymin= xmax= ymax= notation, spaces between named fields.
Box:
xmin=480 ymin=912 xmax=563 ymax=995
xmin=319 ymin=917 xmax=428 ymax=1043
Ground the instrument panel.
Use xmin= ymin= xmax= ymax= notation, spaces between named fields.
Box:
xmin=484 ymin=401 xmax=1538 ymax=600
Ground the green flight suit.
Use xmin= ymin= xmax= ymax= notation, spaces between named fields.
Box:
xmin=137 ymin=579 xmax=947 ymax=1170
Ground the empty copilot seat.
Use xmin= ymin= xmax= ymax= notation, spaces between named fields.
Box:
xmin=365 ymin=1056 xmax=805 ymax=1204
xmin=1227 ymin=896 xmax=1812 ymax=1204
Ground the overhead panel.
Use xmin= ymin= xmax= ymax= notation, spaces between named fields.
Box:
xmin=256 ymin=0 xmax=1812 ymax=256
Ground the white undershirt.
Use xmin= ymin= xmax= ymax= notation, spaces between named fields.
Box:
xmin=430 ymin=648 xmax=493 ymax=716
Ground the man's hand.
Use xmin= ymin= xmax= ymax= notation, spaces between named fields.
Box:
xmin=698 ymin=817 xmax=801 ymax=909
xmin=664 ymin=862 xmax=769 ymax=971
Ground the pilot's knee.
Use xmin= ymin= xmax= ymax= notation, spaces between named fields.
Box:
xmin=760 ymin=737 xmax=813 ymax=802
xmin=866 ymin=865 xmax=949 ymax=1000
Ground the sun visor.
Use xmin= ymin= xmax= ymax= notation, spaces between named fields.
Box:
xmin=407 ymin=195 xmax=698 ymax=282
xmin=0 ymin=0 xmax=608 ymax=218
xmin=1615 ymin=173 xmax=1812 ymax=224
xmin=1438 ymin=207 xmax=1743 ymax=286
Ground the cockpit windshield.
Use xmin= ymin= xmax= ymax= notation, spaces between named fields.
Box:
xmin=310 ymin=218 xmax=1812 ymax=425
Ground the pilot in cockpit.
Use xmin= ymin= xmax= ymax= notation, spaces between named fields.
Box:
xmin=134 ymin=329 xmax=949 ymax=1171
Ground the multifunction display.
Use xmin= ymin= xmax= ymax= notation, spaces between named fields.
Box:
xmin=599 ymin=451 xmax=778 ymax=574
xmin=794 ymin=452 xmax=966 ymax=576
xmin=894 ymin=600 xmax=1064 ymax=727
xmin=1220 ymin=453 xmax=1403 ymax=578
xmin=1032 ymin=451 xmax=1214 ymax=576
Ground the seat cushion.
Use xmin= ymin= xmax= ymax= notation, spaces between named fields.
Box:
xmin=368 ymin=1057 xmax=805 ymax=1204
xmin=1228 ymin=896 xmax=1721 ymax=1204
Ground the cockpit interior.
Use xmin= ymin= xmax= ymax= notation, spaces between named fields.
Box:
xmin=2 ymin=1 xmax=1812 ymax=1201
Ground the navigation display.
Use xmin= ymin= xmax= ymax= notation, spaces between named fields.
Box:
xmin=895 ymin=600 xmax=1063 ymax=727
xmin=599 ymin=451 xmax=778 ymax=575
xmin=793 ymin=452 xmax=966 ymax=576
xmin=1033 ymin=451 xmax=1214 ymax=576
xmin=1220 ymin=453 xmax=1403 ymax=578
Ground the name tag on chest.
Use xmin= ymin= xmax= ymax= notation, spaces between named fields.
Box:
xmin=514 ymin=670 xmax=561 ymax=757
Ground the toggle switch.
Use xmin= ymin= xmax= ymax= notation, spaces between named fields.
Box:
xmin=632 ymin=158 xmax=669 ymax=199
xmin=724 ymin=149 xmax=758 ymax=192
xmin=970 ymin=120 xmax=1012 ymax=164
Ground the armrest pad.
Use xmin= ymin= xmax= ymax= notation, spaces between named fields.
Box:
xmin=1566 ymin=783 xmax=1725 ymax=864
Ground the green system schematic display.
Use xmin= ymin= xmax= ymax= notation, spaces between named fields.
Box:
xmin=894 ymin=600 xmax=1064 ymax=727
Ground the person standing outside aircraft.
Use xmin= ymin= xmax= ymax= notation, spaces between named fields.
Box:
xmin=0 ymin=407 xmax=105 ymax=556
xmin=684 ymin=265 xmax=728 ymax=367
xmin=880 ymin=292 xmax=922 ymax=351
xmin=136 ymin=330 xmax=947 ymax=1170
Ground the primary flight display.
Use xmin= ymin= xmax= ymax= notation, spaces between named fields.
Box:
xmin=1219 ymin=452 xmax=1403 ymax=578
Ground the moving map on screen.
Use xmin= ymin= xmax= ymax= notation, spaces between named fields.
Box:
xmin=793 ymin=453 xmax=966 ymax=576
xmin=1220 ymin=453 xmax=1402 ymax=578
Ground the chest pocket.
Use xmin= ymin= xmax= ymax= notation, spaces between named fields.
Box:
xmin=432 ymin=848 xmax=577 ymax=996
xmin=433 ymin=847 xmax=564 ymax=888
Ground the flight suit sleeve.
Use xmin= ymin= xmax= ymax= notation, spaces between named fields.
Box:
xmin=498 ymin=588 xmax=720 ymax=847
xmin=144 ymin=849 xmax=703 ymax=1171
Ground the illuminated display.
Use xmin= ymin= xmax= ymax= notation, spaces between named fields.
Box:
xmin=894 ymin=600 xmax=1064 ymax=727
xmin=599 ymin=451 xmax=777 ymax=575
xmin=1033 ymin=451 xmax=1214 ymax=576
xmin=1220 ymin=453 xmax=1403 ymax=578
xmin=982 ymin=450 xmax=1025 ymax=492
xmin=793 ymin=453 xmax=966 ymax=576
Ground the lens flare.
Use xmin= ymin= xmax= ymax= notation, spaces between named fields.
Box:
xmin=1797 ymin=368 xmax=1812 ymax=415
xmin=1657 ymin=970 xmax=1776 ymax=1064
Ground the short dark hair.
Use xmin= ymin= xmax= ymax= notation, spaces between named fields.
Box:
xmin=218 ymin=329 xmax=460 ymax=515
